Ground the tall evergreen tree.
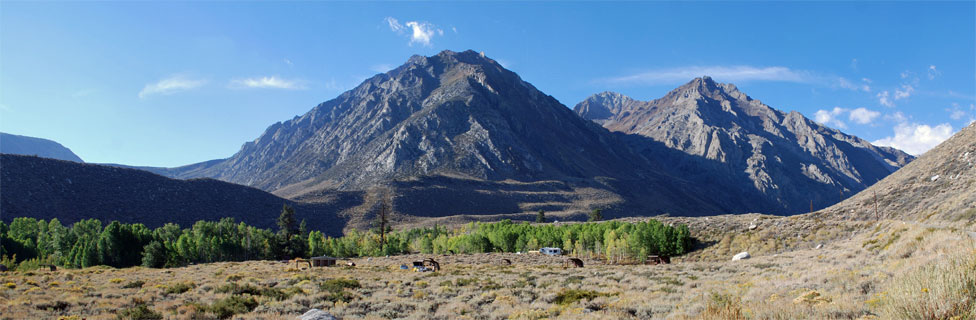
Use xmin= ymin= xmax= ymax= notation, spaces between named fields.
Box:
xmin=277 ymin=204 xmax=297 ymax=237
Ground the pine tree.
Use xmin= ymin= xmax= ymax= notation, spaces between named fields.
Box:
xmin=277 ymin=204 xmax=297 ymax=237
xmin=375 ymin=199 xmax=391 ymax=251
xmin=536 ymin=210 xmax=546 ymax=223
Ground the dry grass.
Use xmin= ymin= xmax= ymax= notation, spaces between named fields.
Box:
xmin=0 ymin=217 xmax=972 ymax=319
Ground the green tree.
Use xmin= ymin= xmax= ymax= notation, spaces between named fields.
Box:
xmin=142 ymin=241 xmax=167 ymax=268
xmin=536 ymin=210 xmax=546 ymax=223
xmin=589 ymin=209 xmax=603 ymax=222
xmin=277 ymin=204 xmax=297 ymax=237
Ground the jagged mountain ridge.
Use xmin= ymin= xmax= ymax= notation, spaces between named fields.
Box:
xmin=1 ymin=132 xmax=84 ymax=162
xmin=574 ymin=77 xmax=913 ymax=214
xmin=0 ymin=154 xmax=351 ymax=236
xmin=161 ymin=50 xmax=740 ymax=219
xmin=175 ymin=50 xmax=641 ymax=191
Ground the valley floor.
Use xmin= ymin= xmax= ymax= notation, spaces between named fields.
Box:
xmin=1 ymin=216 xmax=973 ymax=319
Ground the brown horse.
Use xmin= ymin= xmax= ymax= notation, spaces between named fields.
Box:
xmin=423 ymin=258 xmax=441 ymax=271
xmin=501 ymin=258 xmax=512 ymax=265
xmin=565 ymin=258 xmax=584 ymax=268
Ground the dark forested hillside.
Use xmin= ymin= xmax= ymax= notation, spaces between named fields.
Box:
xmin=0 ymin=154 xmax=350 ymax=236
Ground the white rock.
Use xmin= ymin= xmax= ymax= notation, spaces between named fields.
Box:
xmin=732 ymin=252 xmax=751 ymax=261
xmin=815 ymin=244 xmax=823 ymax=249
xmin=298 ymin=309 xmax=337 ymax=320
xmin=931 ymin=174 xmax=940 ymax=181
xmin=748 ymin=224 xmax=758 ymax=230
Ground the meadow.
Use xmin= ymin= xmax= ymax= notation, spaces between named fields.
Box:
xmin=1 ymin=215 xmax=972 ymax=319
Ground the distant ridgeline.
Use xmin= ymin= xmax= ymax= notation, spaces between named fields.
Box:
xmin=0 ymin=215 xmax=692 ymax=270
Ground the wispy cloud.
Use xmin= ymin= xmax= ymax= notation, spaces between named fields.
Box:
xmin=837 ymin=77 xmax=871 ymax=92
xmin=877 ymin=91 xmax=893 ymax=107
xmin=604 ymin=65 xmax=870 ymax=93
xmin=229 ymin=76 xmax=305 ymax=90
xmin=606 ymin=66 xmax=814 ymax=85
xmin=927 ymin=65 xmax=941 ymax=80
xmin=370 ymin=64 xmax=394 ymax=73
xmin=947 ymin=103 xmax=972 ymax=121
xmin=894 ymin=84 xmax=914 ymax=100
xmin=385 ymin=17 xmax=444 ymax=47
xmin=139 ymin=75 xmax=207 ymax=98
xmin=873 ymin=122 xmax=954 ymax=155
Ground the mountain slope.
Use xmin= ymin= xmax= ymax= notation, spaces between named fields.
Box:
xmin=575 ymin=77 xmax=913 ymax=214
xmin=175 ymin=50 xmax=644 ymax=191
xmin=1 ymin=132 xmax=83 ymax=162
xmin=817 ymin=122 xmax=975 ymax=224
xmin=0 ymin=154 xmax=350 ymax=236
xmin=161 ymin=50 xmax=743 ymax=219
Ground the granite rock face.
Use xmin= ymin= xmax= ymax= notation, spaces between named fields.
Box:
xmin=165 ymin=50 xmax=733 ymax=219
xmin=575 ymin=77 xmax=913 ymax=214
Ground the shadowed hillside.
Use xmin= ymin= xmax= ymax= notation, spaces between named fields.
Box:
xmin=0 ymin=154 xmax=351 ymax=236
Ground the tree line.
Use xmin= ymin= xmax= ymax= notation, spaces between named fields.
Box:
xmin=1 ymin=205 xmax=693 ymax=269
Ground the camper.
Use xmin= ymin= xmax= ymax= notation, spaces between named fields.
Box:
xmin=539 ymin=247 xmax=562 ymax=256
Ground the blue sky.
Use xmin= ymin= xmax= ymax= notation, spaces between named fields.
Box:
xmin=1 ymin=2 xmax=973 ymax=166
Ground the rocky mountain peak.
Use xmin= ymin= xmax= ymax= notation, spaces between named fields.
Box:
xmin=574 ymin=79 xmax=914 ymax=214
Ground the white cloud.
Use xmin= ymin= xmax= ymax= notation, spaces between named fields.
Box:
xmin=283 ymin=58 xmax=293 ymax=66
xmin=849 ymin=107 xmax=880 ymax=124
xmin=947 ymin=103 xmax=970 ymax=120
xmin=873 ymin=122 xmax=954 ymax=155
xmin=877 ymin=91 xmax=893 ymax=107
xmin=894 ymin=84 xmax=914 ymax=100
xmin=885 ymin=111 xmax=908 ymax=123
xmin=814 ymin=107 xmax=848 ymax=129
xmin=229 ymin=76 xmax=305 ymax=89
xmin=837 ymin=77 xmax=871 ymax=92
xmin=927 ymin=65 xmax=941 ymax=80
xmin=139 ymin=75 xmax=207 ymax=98
xmin=950 ymin=110 xmax=967 ymax=120
xmin=385 ymin=17 xmax=403 ymax=32
xmin=385 ymin=17 xmax=443 ymax=47
xmin=607 ymin=65 xmax=816 ymax=85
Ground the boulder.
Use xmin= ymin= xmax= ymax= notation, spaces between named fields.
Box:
xmin=732 ymin=252 xmax=750 ymax=261
xmin=298 ymin=309 xmax=338 ymax=320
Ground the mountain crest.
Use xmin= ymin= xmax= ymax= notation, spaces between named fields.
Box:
xmin=574 ymin=79 xmax=914 ymax=214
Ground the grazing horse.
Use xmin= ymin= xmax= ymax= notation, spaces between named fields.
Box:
xmin=423 ymin=258 xmax=441 ymax=271
xmin=565 ymin=258 xmax=584 ymax=268
xmin=501 ymin=259 xmax=512 ymax=265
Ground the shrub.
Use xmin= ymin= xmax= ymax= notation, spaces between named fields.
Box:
xmin=319 ymin=278 xmax=360 ymax=303
xmin=164 ymin=282 xmax=195 ymax=295
xmin=881 ymin=251 xmax=976 ymax=319
xmin=116 ymin=304 xmax=163 ymax=320
xmin=553 ymin=289 xmax=609 ymax=305
xmin=206 ymin=295 xmax=257 ymax=319
xmin=319 ymin=278 xmax=360 ymax=292
xmin=122 ymin=280 xmax=145 ymax=289
xmin=215 ymin=283 xmax=292 ymax=301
